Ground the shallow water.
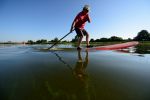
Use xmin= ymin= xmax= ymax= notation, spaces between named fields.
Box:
xmin=0 ymin=44 xmax=150 ymax=100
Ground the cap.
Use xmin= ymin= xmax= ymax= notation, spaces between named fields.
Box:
xmin=83 ymin=5 xmax=90 ymax=11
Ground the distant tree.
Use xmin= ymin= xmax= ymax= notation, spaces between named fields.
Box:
xmin=36 ymin=39 xmax=47 ymax=44
xmin=90 ymin=38 xmax=95 ymax=42
xmin=95 ymin=39 xmax=100 ymax=42
xmin=36 ymin=40 xmax=41 ymax=44
xmin=134 ymin=30 xmax=150 ymax=41
xmin=62 ymin=40 xmax=68 ymax=43
xmin=51 ymin=37 xmax=59 ymax=42
xmin=100 ymin=37 xmax=108 ymax=42
xmin=41 ymin=39 xmax=47 ymax=43
xmin=54 ymin=38 xmax=58 ymax=42
xmin=27 ymin=40 xmax=34 ymax=44
xmin=71 ymin=35 xmax=78 ymax=42
xmin=109 ymin=36 xmax=123 ymax=41
xmin=127 ymin=38 xmax=132 ymax=41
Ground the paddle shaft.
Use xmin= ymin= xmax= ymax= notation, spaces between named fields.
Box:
xmin=48 ymin=32 xmax=72 ymax=49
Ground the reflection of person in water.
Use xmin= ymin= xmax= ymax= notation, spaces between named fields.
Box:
xmin=52 ymin=50 xmax=93 ymax=100
xmin=73 ymin=49 xmax=89 ymax=81
xmin=73 ymin=49 xmax=92 ymax=100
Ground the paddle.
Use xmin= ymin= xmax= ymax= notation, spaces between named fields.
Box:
xmin=47 ymin=31 xmax=73 ymax=50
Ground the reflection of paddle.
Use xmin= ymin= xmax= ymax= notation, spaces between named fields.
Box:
xmin=52 ymin=52 xmax=73 ymax=71
xmin=47 ymin=32 xmax=73 ymax=50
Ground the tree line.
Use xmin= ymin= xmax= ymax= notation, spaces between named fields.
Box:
xmin=26 ymin=38 xmax=69 ymax=44
xmin=26 ymin=30 xmax=150 ymax=44
xmin=133 ymin=30 xmax=150 ymax=41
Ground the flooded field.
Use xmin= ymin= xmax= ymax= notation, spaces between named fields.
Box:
xmin=0 ymin=44 xmax=150 ymax=100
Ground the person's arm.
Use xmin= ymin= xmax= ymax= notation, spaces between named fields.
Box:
xmin=87 ymin=14 xmax=91 ymax=23
xmin=70 ymin=13 xmax=80 ymax=33
xmin=70 ymin=18 xmax=78 ymax=33
xmin=70 ymin=21 xmax=75 ymax=33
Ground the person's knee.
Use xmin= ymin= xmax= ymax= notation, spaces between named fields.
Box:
xmin=86 ymin=33 xmax=89 ymax=37
xmin=80 ymin=35 xmax=84 ymax=38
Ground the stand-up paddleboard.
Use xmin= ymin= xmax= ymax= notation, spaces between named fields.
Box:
xmin=39 ymin=41 xmax=139 ymax=51
xmin=87 ymin=41 xmax=139 ymax=50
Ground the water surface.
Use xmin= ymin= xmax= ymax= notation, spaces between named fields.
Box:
xmin=0 ymin=44 xmax=150 ymax=100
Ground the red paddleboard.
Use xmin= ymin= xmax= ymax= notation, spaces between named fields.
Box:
xmin=45 ymin=41 xmax=139 ymax=51
xmin=88 ymin=41 xmax=139 ymax=50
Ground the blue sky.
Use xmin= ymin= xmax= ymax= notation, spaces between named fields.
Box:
xmin=0 ymin=0 xmax=150 ymax=42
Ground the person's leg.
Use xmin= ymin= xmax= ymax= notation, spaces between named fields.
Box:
xmin=83 ymin=29 xmax=93 ymax=48
xmin=77 ymin=35 xmax=83 ymax=48
xmin=86 ymin=33 xmax=89 ymax=46
xmin=82 ymin=29 xmax=90 ymax=46
xmin=75 ymin=28 xmax=84 ymax=49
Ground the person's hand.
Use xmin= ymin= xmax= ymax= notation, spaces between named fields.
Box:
xmin=70 ymin=29 xmax=73 ymax=33
xmin=70 ymin=28 xmax=74 ymax=33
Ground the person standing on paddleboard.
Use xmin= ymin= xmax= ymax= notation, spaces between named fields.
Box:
xmin=70 ymin=5 xmax=93 ymax=50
